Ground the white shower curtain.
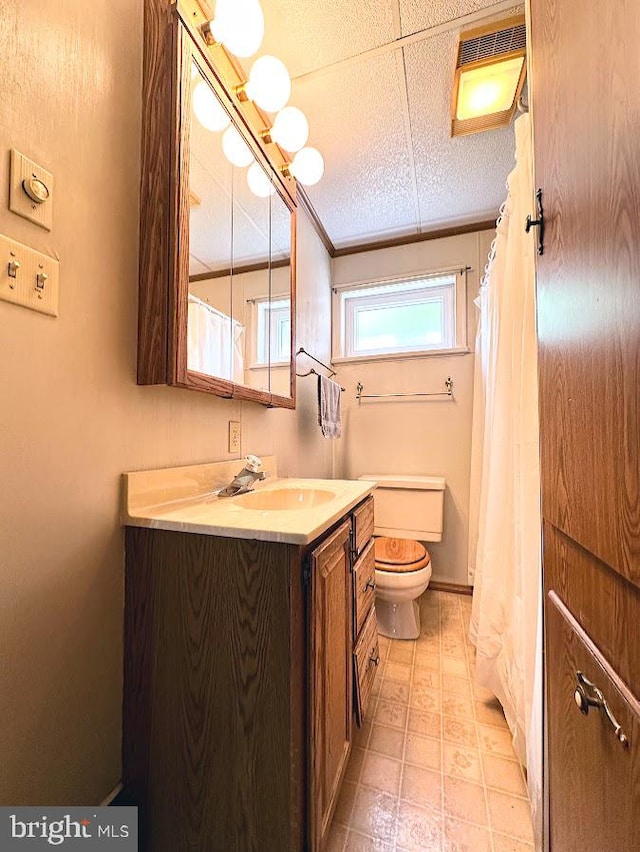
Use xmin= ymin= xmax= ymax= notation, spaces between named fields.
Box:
xmin=187 ymin=296 xmax=244 ymax=383
xmin=468 ymin=113 xmax=543 ymax=847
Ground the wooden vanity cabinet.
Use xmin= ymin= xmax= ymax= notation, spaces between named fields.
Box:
xmin=123 ymin=495 xmax=377 ymax=852
xmin=308 ymin=521 xmax=353 ymax=852
xmin=350 ymin=496 xmax=379 ymax=726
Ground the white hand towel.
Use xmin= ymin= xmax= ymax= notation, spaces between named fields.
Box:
xmin=318 ymin=374 xmax=342 ymax=439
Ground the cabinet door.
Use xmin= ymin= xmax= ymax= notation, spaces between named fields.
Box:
xmin=546 ymin=592 xmax=640 ymax=851
xmin=309 ymin=520 xmax=352 ymax=852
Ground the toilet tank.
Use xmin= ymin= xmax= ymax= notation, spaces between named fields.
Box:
xmin=358 ymin=475 xmax=446 ymax=542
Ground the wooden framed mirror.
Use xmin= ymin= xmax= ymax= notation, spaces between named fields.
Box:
xmin=138 ymin=0 xmax=296 ymax=409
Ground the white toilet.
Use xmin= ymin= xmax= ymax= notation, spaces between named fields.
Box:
xmin=359 ymin=474 xmax=446 ymax=640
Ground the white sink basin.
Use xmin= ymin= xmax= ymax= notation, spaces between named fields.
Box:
xmin=233 ymin=487 xmax=337 ymax=511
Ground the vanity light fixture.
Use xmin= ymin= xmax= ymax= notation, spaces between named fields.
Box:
xmin=202 ymin=0 xmax=264 ymax=59
xmin=288 ymin=147 xmax=325 ymax=187
xmin=247 ymin=162 xmax=276 ymax=197
xmin=267 ymin=106 xmax=309 ymax=153
xmin=451 ymin=14 xmax=526 ymax=137
xmin=222 ymin=124 xmax=255 ymax=167
xmin=243 ymin=55 xmax=291 ymax=113
xmin=193 ymin=80 xmax=231 ymax=132
xmin=194 ymin=0 xmax=325 ymax=192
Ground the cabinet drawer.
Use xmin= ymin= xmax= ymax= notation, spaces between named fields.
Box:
xmin=352 ymin=496 xmax=374 ymax=557
xmin=546 ymin=591 xmax=640 ymax=851
xmin=353 ymin=539 xmax=376 ymax=638
xmin=353 ymin=607 xmax=379 ymax=726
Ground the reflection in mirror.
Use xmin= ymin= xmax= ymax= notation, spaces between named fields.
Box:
xmin=231 ymin=159 xmax=271 ymax=393
xmin=187 ymin=64 xmax=239 ymax=381
xmin=185 ymin=61 xmax=293 ymax=398
xmin=269 ymin=191 xmax=292 ymax=398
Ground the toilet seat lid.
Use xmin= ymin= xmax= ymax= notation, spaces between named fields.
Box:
xmin=374 ymin=537 xmax=430 ymax=573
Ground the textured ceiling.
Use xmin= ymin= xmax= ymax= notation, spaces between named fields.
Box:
xmin=203 ymin=0 xmax=526 ymax=250
xmin=404 ymin=33 xmax=516 ymax=228
xmin=293 ymin=52 xmax=418 ymax=245
xmin=399 ymin=0 xmax=505 ymax=36
xmin=258 ymin=0 xmax=395 ymax=78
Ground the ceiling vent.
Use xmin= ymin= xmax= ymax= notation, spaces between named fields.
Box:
xmin=451 ymin=15 xmax=527 ymax=138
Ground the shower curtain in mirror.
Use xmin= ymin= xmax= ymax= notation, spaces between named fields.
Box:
xmin=187 ymin=295 xmax=244 ymax=383
xmin=468 ymin=112 xmax=543 ymax=848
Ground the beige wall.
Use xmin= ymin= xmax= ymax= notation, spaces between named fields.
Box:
xmin=0 ymin=0 xmax=332 ymax=805
xmin=332 ymin=230 xmax=494 ymax=586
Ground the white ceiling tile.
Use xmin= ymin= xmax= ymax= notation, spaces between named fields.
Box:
xmin=399 ymin=0 xmax=508 ymax=37
xmin=295 ymin=51 xmax=419 ymax=247
xmin=257 ymin=0 xmax=395 ymax=78
xmin=404 ymin=33 xmax=515 ymax=228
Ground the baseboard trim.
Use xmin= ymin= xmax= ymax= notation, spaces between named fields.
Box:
xmin=101 ymin=783 xmax=123 ymax=806
xmin=429 ymin=581 xmax=473 ymax=596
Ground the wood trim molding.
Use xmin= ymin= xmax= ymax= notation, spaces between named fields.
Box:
xmin=189 ymin=258 xmax=291 ymax=283
xmin=331 ymin=219 xmax=497 ymax=258
xmin=429 ymin=581 xmax=474 ymax=596
xmin=137 ymin=0 xmax=174 ymax=384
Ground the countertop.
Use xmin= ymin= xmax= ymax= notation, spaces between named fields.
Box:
xmin=122 ymin=458 xmax=376 ymax=545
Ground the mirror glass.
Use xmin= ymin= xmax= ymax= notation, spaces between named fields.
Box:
xmin=187 ymin=65 xmax=236 ymax=381
xmin=185 ymin=62 xmax=293 ymax=398
xmin=269 ymin=190 xmax=292 ymax=398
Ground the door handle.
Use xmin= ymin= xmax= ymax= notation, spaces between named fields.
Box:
xmin=525 ymin=188 xmax=545 ymax=255
xmin=363 ymin=578 xmax=376 ymax=593
xmin=368 ymin=649 xmax=380 ymax=667
xmin=574 ymin=671 xmax=629 ymax=747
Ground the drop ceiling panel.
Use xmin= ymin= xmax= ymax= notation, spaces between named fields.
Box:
xmin=258 ymin=0 xmax=395 ymax=78
xmin=399 ymin=0 xmax=508 ymax=37
xmin=295 ymin=51 xmax=418 ymax=247
xmin=404 ymin=33 xmax=515 ymax=228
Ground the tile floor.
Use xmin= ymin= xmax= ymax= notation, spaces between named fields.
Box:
xmin=328 ymin=591 xmax=535 ymax=852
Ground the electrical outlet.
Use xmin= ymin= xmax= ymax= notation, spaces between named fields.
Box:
xmin=229 ymin=421 xmax=241 ymax=454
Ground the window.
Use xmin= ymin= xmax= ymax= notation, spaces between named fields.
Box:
xmin=255 ymin=297 xmax=291 ymax=365
xmin=333 ymin=270 xmax=467 ymax=361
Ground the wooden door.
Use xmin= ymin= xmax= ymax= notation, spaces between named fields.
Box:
xmin=546 ymin=592 xmax=640 ymax=852
xmin=530 ymin=0 xmax=640 ymax=847
xmin=308 ymin=521 xmax=353 ymax=852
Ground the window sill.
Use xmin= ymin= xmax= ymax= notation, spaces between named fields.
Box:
xmin=248 ymin=361 xmax=290 ymax=371
xmin=331 ymin=347 xmax=471 ymax=366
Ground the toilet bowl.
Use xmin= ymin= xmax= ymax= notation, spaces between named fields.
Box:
xmin=374 ymin=536 xmax=433 ymax=640
xmin=359 ymin=474 xmax=445 ymax=641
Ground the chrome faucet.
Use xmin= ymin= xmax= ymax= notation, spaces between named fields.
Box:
xmin=218 ymin=455 xmax=267 ymax=497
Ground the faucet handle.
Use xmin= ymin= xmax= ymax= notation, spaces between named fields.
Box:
xmin=244 ymin=454 xmax=263 ymax=472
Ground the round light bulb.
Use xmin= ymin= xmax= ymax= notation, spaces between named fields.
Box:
xmin=289 ymin=147 xmax=324 ymax=186
xmin=245 ymin=56 xmax=291 ymax=113
xmin=222 ymin=125 xmax=254 ymax=167
xmin=247 ymin=162 xmax=275 ymax=197
xmin=270 ymin=107 xmax=309 ymax=153
xmin=192 ymin=81 xmax=230 ymax=132
xmin=211 ymin=0 xmax=264 ymax=58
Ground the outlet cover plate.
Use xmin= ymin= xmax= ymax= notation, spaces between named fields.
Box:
xmin=9 ymin=149 xmax=54 ymax=231
xmin=229 ymin=421 xmax=241 ymax=454
xmin=0 ymin=233 xmax=59 ymax=316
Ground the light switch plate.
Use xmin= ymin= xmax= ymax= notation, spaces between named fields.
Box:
xmin=9 ymin=149 xmax=54 ymax=231
xmin=229 ymin=421 xmax=241 ymax=454
xmin=0 ymin=233 xmax=59 ymax=317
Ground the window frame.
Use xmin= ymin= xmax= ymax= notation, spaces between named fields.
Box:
xmin=249 ymin=295 xmax=292 ymax=369
xmin=331 ymin=267 xmax=469 ymax=364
